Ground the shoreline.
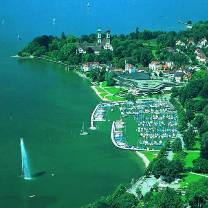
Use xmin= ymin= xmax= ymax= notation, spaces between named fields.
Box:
xmin=135 ymin=151 xmax=150 ymax=168
xmin=14 ymin=54 xmax=151 ymax=169
xmin=11 ymin=54 xmax=34 ymax=59
xmin=91 ymin=85 xmax=110 ymax=102
xmin=111 ymin=121 xmax=150 ymax=168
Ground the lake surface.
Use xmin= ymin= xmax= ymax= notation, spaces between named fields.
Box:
xmin=1 ymin=0 xmax=208 ymax=41
xmin=0 ymin=54 xmax=144 ymax=208
xmin=0 ymin=0 xmax=207 ymax=207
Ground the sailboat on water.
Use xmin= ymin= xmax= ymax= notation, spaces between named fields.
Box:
xmin=80 ymin=122 xmax=88 ymax=136
xmin=87 ymin=2 xmax=91 ymax=7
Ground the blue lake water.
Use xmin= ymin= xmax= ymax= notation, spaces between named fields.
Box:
xmin=0 ymin=0 xmax=207 ymax=207
xmin=1 ymin=0 xmax=208 ymax=44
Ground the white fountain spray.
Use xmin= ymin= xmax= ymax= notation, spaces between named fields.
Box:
xmin=20 ymin=138 xmax=32 ymax=180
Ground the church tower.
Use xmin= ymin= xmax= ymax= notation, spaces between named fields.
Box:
xmin=97 ymin=29 xmax=102 ymax=44
xmin=106 ymin=30 xmax=111 ymax=45
xmin=104 ymin=30 xmax=113 ymax=51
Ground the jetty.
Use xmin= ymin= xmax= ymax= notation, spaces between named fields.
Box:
xmin=90 ymin=104 xmax=100 ymax=130
xmin=111 ymin=121 xmax=143 ymax=151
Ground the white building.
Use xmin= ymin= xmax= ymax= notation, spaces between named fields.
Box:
xmin=176 ymin=40 xmax=186 ymax=47
xmin=195 ymin=49 xmax=207 ymax=63
xmin=82 ymin=62 xmax=100 ymax=72
xmin=149 ymin=61 xmax=162 ymax=71
xmin=77 ymin=47 xmax=86 ymax=54
xmin=197 ymin=38 xmax=207 ymax=48
xmin=125 ymin=63 xmax=137 ymax=73
xmin=166 ymin=61 xmax=174 ymax=69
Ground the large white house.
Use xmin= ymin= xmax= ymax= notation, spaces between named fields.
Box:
xmin=81 ymin=62 xmax=100 ymax=72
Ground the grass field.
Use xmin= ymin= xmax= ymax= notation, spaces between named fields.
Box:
xmin=94 ymin=82 xmax=125 ymax=102
xmin=184 ymin=151 xmax=200 ymax=168
xmin=105 ymin=95 xmax=125 ymax=102
xmin=139 ymin=39 xmax=159 ymax=58
xmin=105 ymin=87 xmax=122 ymax=94
xmin=142 ymin=151 xmax=158 ymax=162
xmin=180 ymin=172 xmax=205 ymax=189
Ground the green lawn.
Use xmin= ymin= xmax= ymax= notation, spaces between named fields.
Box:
xmin=95 ymin=86 xmax=106 ymax=93
xmin=95 ymin=82 xmax=125 ymax=101
xmin=142 ymin=151 xmax=158 ymax=162
xmin=100 ymin=81 xmax=108 ymax=87
xmin=104 ymin=87 xmax=122 ymax=94
xmin=152 ymin=49 xmax=157 ymax=58
xmin=184 ymin=151 xmax=200 ymax=168
xmin=139 ymin=39 xmax=158 ymax=58
xmin=99 ymin=92 xmax=108 ymax=97
xmin=180 ymin=172 xmax=205 ymax=189
xmin=105 ymin=95 xmax=125 ymax=102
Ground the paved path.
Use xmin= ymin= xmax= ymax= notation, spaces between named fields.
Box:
xmin=190 ymin=172 xmax=208 ymax=178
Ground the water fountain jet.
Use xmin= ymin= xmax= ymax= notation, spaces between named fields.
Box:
xmin=20 ymin=138 xmax=32 ymax=180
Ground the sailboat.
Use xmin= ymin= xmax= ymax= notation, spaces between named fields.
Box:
xmin=1 ymin=19 xmax=5 ymax=25
xmin=17 ymin=34 xmax=21 ymax=40
xmin=80 ymin=122 xmax=88 ymax=136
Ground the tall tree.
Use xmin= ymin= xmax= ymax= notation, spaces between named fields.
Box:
xmin=147 ymin=188 xmax=183 ymax=208
xmin=201 ymin=132 xmax=208 ymax=159
xmin=187 ymin=179 xmax=208 ymax=208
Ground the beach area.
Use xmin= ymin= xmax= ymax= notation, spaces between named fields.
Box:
xmin=135 ymin=152 xmax=150 ymax=168
xmin=111 ymin=121 xmax=150 ymax=168
xmin=91 ymin=85 xmax=109 ymax=101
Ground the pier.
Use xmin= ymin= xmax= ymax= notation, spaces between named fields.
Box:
xmin=111 ymin=121 xmax=144 ymax=151
xmin=90 ymin=104 xmax=100 ymax=130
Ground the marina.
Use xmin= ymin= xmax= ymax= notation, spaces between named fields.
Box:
xmin=91 ymin=99 xmax=180 ymax=151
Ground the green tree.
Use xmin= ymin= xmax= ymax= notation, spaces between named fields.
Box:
xmin=105 ymin=71 xmax=116 ymax=86
xmin=183 ymin=127 xmax=196 ymax=149
xmin=191 ymin=114 xmax=204 ymax=129
xmin=140 ymin=48 xmax=152 ymax=67
xmin=201 ymin=132 xmax=208 ymax=159
xmin=172 ymin=138 xmax=182 ymax=153
xmin=193 ymin=158 xmax=208 ymax=173
xmin=187 ymin=179 xmax=208 ymax=208
xmin=61 ymin=32 xmax=66 ymax=40
xmin=147 ymin=188 xmax=183 ymax=208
